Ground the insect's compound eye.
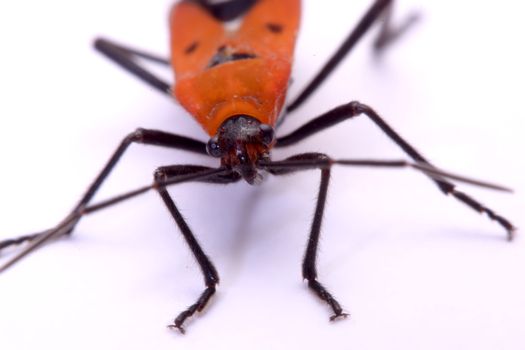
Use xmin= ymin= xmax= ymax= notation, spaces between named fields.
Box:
xmin=206 ymin=136 xmax=222 ymax=157
xmin=259 ymin=124 xmax=275 ymax=146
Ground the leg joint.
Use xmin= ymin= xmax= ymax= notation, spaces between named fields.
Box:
xmin=346 ymin=100 xmax=367 ymax=115
xmin=153 ymin=167 xmax=168 ymax=182
xmin=125 ymin=128 xmax=146 ymax=144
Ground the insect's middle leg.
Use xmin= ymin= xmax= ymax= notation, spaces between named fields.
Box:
xmin=154 ymin=165 xmax=241 ymax=333
xmin=276 ymin=101 xmax=515 ymax=239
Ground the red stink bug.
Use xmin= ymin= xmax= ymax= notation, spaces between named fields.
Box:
xmin=0 ymin=0 xmax=518 ymax=337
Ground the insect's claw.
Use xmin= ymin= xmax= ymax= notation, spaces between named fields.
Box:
xmin=167 ymin=324 xmax=186 ymax=335
xmin=507 ymin=227 xmax=517 ymax=242
xmin=329 ymin=312 xmax=350 ymax=322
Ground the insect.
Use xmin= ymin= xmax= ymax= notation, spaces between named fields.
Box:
xmin=0 ymin=0 xmax=515 ymax=334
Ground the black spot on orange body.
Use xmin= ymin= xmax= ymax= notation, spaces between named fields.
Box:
xmin=266 ymin=22 xmax=283 ymax=33
xmin=207 ymin=46 xmax=257 ymax=68
xmin=185 ymin=41 xmax=199 ymax=54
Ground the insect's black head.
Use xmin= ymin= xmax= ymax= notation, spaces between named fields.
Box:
xmin=207 ymin=115 xmax=275 ymax=184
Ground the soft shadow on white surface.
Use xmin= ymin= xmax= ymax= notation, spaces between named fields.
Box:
xmin=0 ymin=1 xmax=524 ymax=349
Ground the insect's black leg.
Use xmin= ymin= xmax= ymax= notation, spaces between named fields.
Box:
xmin=264 ymin=153 xmax=347 ymax=319
xmin=373 ymin=1 xmax=419 ymax=54
xmin=77 ymin=129 xmax=207 ymax=210
xmin=303 ymin=167 xmax=348 ymax=320
xmin=153 ymin=166 xmax=241 ymax=333
xmin=285 ymin=0 xmax=416 ymax=114
xmin=94 ymin=38 xmax=172 ymax=95
xmin=277 ymin=100 xmax=516 ymax=238
xmin=0 ymin=129 xmax=207 ymax=261
xmin=95 ymin=37 xmax=170 ymax=65
xmin=0 ymin=233 xmax=43 ymax=251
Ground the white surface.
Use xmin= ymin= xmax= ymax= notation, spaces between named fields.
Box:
xmin=0 ymin=1 xmax=524 ymax=349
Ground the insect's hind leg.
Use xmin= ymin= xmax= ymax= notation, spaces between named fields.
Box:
xmin=285 ymin=0 xmax=418 ymax=115
xmin=373 ymin=0 xmax=420 ymax=54
xmin=94 ymin=37 xmax=172 ymax=95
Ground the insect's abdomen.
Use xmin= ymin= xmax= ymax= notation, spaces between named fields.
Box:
xmin=170 ymin=0 xmax=301 ymax=135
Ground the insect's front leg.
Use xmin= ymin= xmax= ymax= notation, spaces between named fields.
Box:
xmin=266 ymin=153 xmax=349 ymax=320
xmin=153 ymin=165 xmax=241 ymax=333
xmin=303 ymin=165 xmax=349 ymax=320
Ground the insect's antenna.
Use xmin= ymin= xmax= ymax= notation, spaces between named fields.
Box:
xmin=407 ymin=162 xmax=513 ymax=193
xmin=334 ymin=159 xmax=513 ymax=193
xmin=262 ymin=157 xmax=512 ymax=193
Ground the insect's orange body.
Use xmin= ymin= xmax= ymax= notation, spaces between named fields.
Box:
xmin=170 ymin=0 xmax=301 ymax=135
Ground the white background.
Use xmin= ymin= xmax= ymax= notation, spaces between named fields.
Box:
xmin=0 ymin=1 xmax=524 ymax=349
